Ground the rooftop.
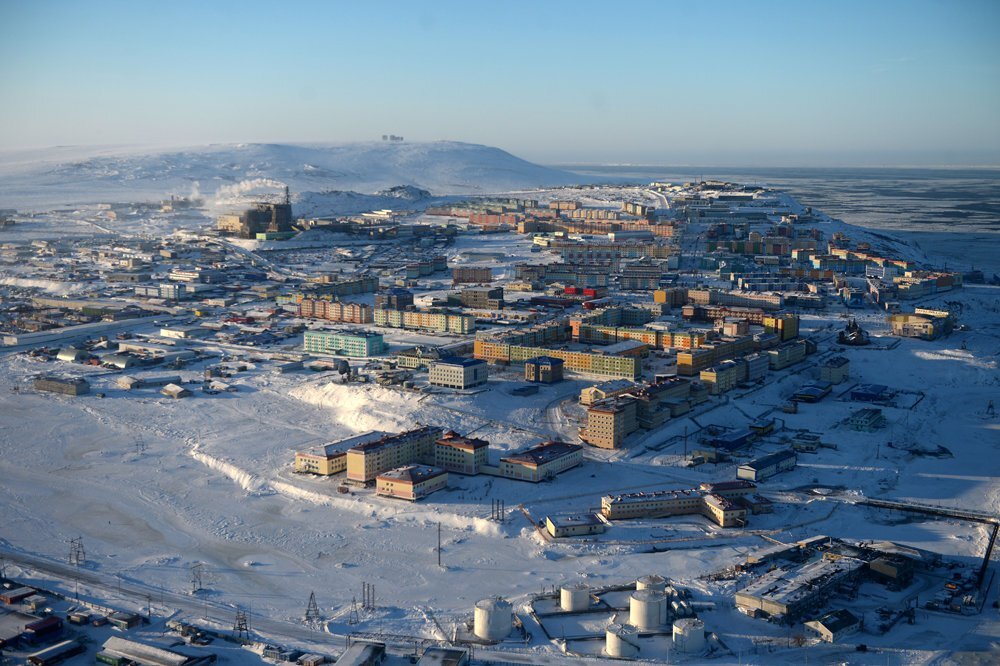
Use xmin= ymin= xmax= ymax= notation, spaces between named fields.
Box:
xmin=434 ymin=356 xmax=486 ymax=368
xmin=501 ymin=440 xmax=581 ymax=467
xmin=300 ymin=431 xmax=391 ymax=458
xmin=377 ymin=464 xmax=447 ymax=484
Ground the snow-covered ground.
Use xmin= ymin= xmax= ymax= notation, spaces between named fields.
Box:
xmin=1 ymin=157 xmax=999 ymax=662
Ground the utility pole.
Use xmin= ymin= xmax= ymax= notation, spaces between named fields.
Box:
xmin=683 ymin=425 xmax=688 ymax=459
xmin=190 ymin=563 xmax=204 ymax=594
xmin=437 ymin=523 xmax=442 ymax=568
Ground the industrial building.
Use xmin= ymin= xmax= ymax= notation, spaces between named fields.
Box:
xmin=33 ymin=376 xmax=90 ymax=396
xmin=216 ymin=191 xmax=294 ymax=239
xmin=737 ymin=449 xmax=797 ymax=482
xmin=735 ymin=556 xmax=866 ymax=620
xmin=545 ymin=514 xmax=607 ymax=538
xmin=805 ymin=609 xmax=861 ymax=643
xmin=523 ymin=356 xmax=564 ymax=383
xmin=429 ymin=357 xmax=488 ymax=389
xmin=303 ymin=329 xmax=385 ymax=357
xmin=498 ymin=441 xmax=582 ymax=482
xmin=376 ymin=465 xmax=448 ymax=501
xmin=97 ymin=636 xmax=216 ymax=666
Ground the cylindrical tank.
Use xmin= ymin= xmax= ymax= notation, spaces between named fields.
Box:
xmin=636 ymin=574 xmax=667 ymax=592
xmin=672 ymin=617 xmax=706 ymax=653
xmin=474 ymin=598 xmax=512 ymax=641
xmin=629 ymin=590 xmax=667 ymax=630
xmin=605 ymin=623 xmax=640 ymax=658
xmin=560 ymin=583 xmax=590 ymax=612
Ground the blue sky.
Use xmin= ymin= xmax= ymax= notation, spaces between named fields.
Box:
xmin=1 ymin=0 xmax=998 ymax=165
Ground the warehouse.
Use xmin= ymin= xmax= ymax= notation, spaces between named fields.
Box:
xmin=33 ymin=376 xmax=90 ymax=396
xmin=735 ymin=556 xmax=865 ymax=620
xmin=97 ymin=636 xmax=215 ymax=666
xmin=738 ymin=449 xmax=797 ymax=482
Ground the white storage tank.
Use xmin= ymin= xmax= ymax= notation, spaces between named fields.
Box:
xmin=560 ymin=583 xmax=590 ymax=612
xmin=672 ymin=617 xmax=706 ymax=653
xmin=605 ymin=622 xmax=640 ymax=658
xmin=629 ymin=589 xmax=667 ymax=631
xmin=474 ymin=597 xmax=512 ymax=641
xmin=636 ymin=574 xmax=667 ymax=592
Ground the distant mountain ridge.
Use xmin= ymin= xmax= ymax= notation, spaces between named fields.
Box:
xmin=0 ymin=141 xmax=588 ymax=208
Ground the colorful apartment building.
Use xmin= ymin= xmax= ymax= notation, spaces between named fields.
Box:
xmin=580 ymin=398 xmax=638 ymax=449
xmin=345 ymin=426 xmax=445 ymax=483
xmin=374 ymin=308 xmax=476 ymax=334
xmin=434 ymin=432 xmax=490 ymax=475
xmin=297 ymin=299 xmax=373 ymax=324
xmin=303 ymin=329 xmax=385 ymax=357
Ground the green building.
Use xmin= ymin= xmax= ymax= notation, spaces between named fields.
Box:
xmin=303 ymin=330 xmax=385 ymax=357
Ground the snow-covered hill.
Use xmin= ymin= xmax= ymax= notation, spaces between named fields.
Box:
xmin=0 ymin=141 xmax=588 ymax=209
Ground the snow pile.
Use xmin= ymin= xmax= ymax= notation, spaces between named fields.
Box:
xmin=288 ymin=381 xmax=430 ymax=434
xmin=188 ymin=440 xmax=270 ymax=495
xmin=0 ymin=277 xmax=89 ymax=295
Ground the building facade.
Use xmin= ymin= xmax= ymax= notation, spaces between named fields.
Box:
xmin=429 ymin=357 xmax=488 ymax=389
xmin=303 ymin=329 xmax=385 ymax=356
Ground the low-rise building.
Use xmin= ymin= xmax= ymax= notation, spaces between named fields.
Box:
xmin=738 ymin=449 xmax=797 ymax=482
xmin=848 ymin=407 xmax=886 ymax=431
xmin=499 ymin=441 xmax=582 ymax=482
xmin=376 ymin=465 xmax=448 ymax=501
xmin=34 ymin=376 xmax=90 ymax=396
xmin=429 ymin=357 xmax=488 ymax=389
xmin=804 ymin=609 xmax=861 ymax=643
xmin=600 ymin=485 xmax=750 ymax=528
xmin=545 ymin=513 xmax=606 ymax=538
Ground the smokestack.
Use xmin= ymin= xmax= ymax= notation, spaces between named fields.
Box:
xmin=284 ymin=186 xmax=290 ymax=205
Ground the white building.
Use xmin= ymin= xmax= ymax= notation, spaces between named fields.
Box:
xmin=429 ymin=357 xmax=488 ymax=389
